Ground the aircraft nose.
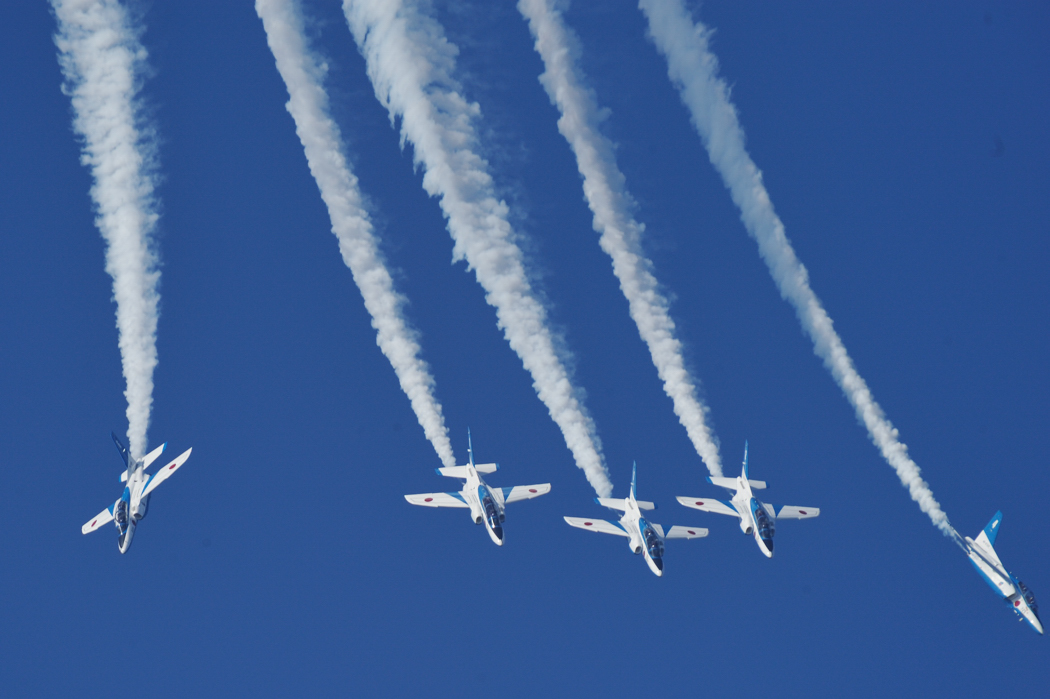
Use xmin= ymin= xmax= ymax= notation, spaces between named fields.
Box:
xmin=762 ymin=539 xmax=774 ymax=557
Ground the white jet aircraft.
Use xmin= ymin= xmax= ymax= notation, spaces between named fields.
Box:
xmin=404 ymin=430 xmax=551 ymax=546
xmin=564 ymin=463 xmax=708 ymax=577
xmin=962 ymin=511 xmax=1043 ymax=634
xmin=81 ymin=433 xmax=193 ymax=553
xmin=677 ymin=442 xmax=818 ymax=558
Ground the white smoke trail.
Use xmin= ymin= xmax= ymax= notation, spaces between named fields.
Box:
xmin=518 ymin=0 xmax=723 ymax=477
xmin=343 ymin=0 xmax=613 ymax=495
xmin=256 ymin=0 xmax=455 ymax=467
xmin=640 ymin=0 xmax=954 ymax=535
xmin=52 ymin=0 xmax=160 ymax=460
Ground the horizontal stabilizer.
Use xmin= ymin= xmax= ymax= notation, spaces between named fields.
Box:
xmin=564 ymin=516 xmax=629 ymax=537
xmin=143 ymin=442 xmax=167 ymax=468
xmin=665 ymin=526 xmax=709 ymax=539
xmin=707 ymin=476 xmax=765 ymax=490
xmin=595 ymin=497 xmax=655 ymax=511
xmin=141 ymin=448 xmax=192 ymax=498
xmin=82 ymin=503 xmax=116 ymax=535
xmin=501 ymin=483 xmax=551 ymax=504
xmin=405 ymin=492 xmax=469 ymax=508
xmin=775 ymin=506 xmax=819 ymax=520
xmin=676 ymin=496 xmax=739 ymax=517
xmin=435 ymin=463 xmax=498 ymax=478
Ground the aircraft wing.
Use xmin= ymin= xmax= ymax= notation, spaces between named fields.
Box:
xmin=405 ymin=492 xmax=469 ymax=508
xmin=564 ymin=516 xmax=629 ymax=537
xmin=665 ymin=526 xmax=709 ymax=539
xmin=501 ymin=483 xmax=551 ymax=504
xmin=775 ymin=506 xmax=820 ymax=520
xmin=82 ymin=504 xmax=115 ymax=535
xmin=141 ymin=448 xmax=193 ymax=498
xmin=676 ymin=496 xmax=739 ymax=517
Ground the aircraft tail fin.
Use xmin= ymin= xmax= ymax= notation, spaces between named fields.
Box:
xmin=982 ymin=511 xmax=1003 ymax=547
xmin=112 ymin=432 xmax=129 ymax=468
xmin=742 ymin=441 xmax=749 ymax=479
xmin=630 ymin=461 xmax=638 ymax=500
xmin=467 ymin=428 xmax=474 ymax=467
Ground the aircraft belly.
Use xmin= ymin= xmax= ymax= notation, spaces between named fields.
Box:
xmin=968 ymin=555 xmax=1015 ymax=598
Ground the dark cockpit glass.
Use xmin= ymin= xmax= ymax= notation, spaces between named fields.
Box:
xmin=1018 ymin=581 xmax=1039 ymax=615
xmin=643 ymin=526 xmax=664 ymax=559
xmin=755 ymin=507 xmax=775 ymax=540
xmin=482 ymin=496 xmax=501 ymax=531
xmin=115 ymin=500 xmax=128 ymax=530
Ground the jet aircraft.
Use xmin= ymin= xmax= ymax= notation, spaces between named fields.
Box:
xmin=677 ymin=442 xmax=818 ymax=558
xmin=962 ymin=511 xmax=1042 ymax=634
xmin=81 ymin=433 xmax=193 ymax=553
xmin=564 ymin=463 xmax=707 ymax=576
xmin=404 ymin=430 xmax=551 ymax=546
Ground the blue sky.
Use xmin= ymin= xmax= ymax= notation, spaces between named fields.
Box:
xmin=2 ymin=1 xmax=1047 ymax=696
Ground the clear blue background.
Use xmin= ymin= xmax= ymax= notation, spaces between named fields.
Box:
xmin=1 ymin=1 xmax=1047 ymax=696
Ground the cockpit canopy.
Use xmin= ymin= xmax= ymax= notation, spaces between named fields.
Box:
xmin=482 ymin=495 xmax=503 ymax=528
xmin=643 ymin=525 xmax=664 ymax=559
xmin=754 ymin=505 xmax=775 ymax=540
xmin=1018 ymin=581 xmax=1039 ymax=615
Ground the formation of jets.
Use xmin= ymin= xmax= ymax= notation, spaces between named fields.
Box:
xmin=81 ymin=430 xmax=1042 ymax=635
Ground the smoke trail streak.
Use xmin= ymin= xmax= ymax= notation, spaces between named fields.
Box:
xmin=343 ymin=0 xmax=613 ymax=495
xmin=640 ymin=0 xmax=954 ymax=535
xmin=52 ymin=0 xmax=160 ymax=460
xmin=518 ymin=0 xmax=723 ymax=476
xmin=256 ymin=0 xmax=455 ymax=467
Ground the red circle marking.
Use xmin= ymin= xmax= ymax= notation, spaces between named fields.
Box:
xmin=91 ymin=519 xmax=97 ymax=527
xmin=687 ymin=530 xmax=696 ymax=535
xmin=1015 ymin=600 xmax=1021 ymax=607
xmin=529 ymin=489 xmax=537 ymax=493
xmin=695 ymin=501 xmax=704 ymax=506
xmin=424 ymin=498 xmax=433 ymax=502
xmin=169 ymin=463 xmax=177 ymax=470
xmin=584 ymin=522 xmax=593 ymax=526
xmin=799 ymin=510 xmax=808 ymax=515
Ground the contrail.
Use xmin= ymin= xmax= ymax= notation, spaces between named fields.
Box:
xmin=256 ymin=0 xmax=455 ymax=468
xmin=52 ymin=0 xmax=160 ymax=461
xmin=343 ymin=0 xmax=613 ymax=496
xmin=639 ymin=0 xmax=954 ymax=535
xmin=518 ymin=0 xmax=723 ymax=477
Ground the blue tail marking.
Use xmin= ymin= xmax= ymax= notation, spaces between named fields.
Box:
xmin=983 ymin=511 xmax=1003 ymax=547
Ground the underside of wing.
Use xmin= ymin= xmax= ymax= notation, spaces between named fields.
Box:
xmin=775 ymin=506 xmax=820 ymax=520
xmin=141 ymin=448 xmax=193 ymax=498
xmin=564 ymin=516 xmax=629 ymax=537
xmin=405 ymin=492 xmax=469 ymax=508
xmin=501 ymin=483 xmax=551 ymax=504
xmin=82 ymin=504 xmax=115 ymax=534
xmin=676 ymin=496 xmax=739 ymax=517
xmin=665 ymin=526 xmax=709 ymax=539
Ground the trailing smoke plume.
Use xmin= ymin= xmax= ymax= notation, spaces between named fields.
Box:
xmin=52 ymin=0 xmax=160 ymax=460
xmin=256 ymin=0 xmax=455 ymax=467
xmin=639 ymin=0 xmax=953 ymax=535
xmin=519 ymin=0 xmax=723 ymax=477
xmin=343 ymin=0 xmax=613 ymax=495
